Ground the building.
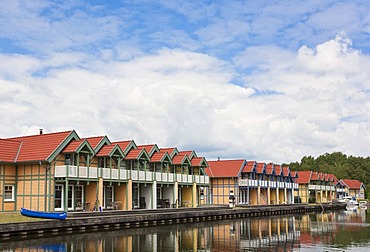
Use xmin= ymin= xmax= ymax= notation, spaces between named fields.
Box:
xmin=295 ymin=171 xmax=337 ymax=203
xmin=205 ymin=160 xmax=298 ymax=206
xmin=0 ymin=130 xmax=210 ymax=212
xmin=336 ymin=179 xmax=366 ymax=200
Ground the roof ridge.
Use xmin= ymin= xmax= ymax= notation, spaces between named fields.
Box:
xmin=6 ymin=130 xmax=73 ymax=140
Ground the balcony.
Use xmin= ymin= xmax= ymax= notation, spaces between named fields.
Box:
xmin=54 ymin=165 xmax=209 ymax=184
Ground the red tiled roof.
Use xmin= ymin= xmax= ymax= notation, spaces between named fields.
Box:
xmin=6 ymin=131 xmax=73 ymax=162
xmin=0 ymin=139 xmax=21 ymax=162
xmin=113 ymin=140 xmax=134 ymax=153
xmin=311 ymin=171 xmax=319 ymax=180
xmin=150 ymin=152 xmax=167 ymax=162
xmin=96 ymin=144 xmax=116 ymax=157
xmin=242 ymin=161 xmax=256 ymax=173
xmin=340 ymin=179 xmax=364 ymax=189
xmin=84 ymin=136 xmax=105 ymax=149
xmin=178 ymin=150 xmax=196 ymax=159
xmin=206 ymin=159 xmax=245 ymax=178
xmin=297 ymin=171 xmax=312 ymax=184
xmin=291 ymin=171 xmax=298 ymax=178
xmin=282 ymin=166 xmax=290 ymax=177
xmin=256 ymin=163 xmax=265 ymax=173
xmin=125 ymin=149 xmax=143 ymax=160
xmin=191 ymin=157 xmax=206 ymax=167
xmin=137 ymin=144 xmax=156 ymax=154
xmin=274 ymin=165 xmax=282 ymax=176
xmin=63 ymin=140 xmax=84 ymax=153
xmin=265 ymin=164 xmax=274 ymax=175
xmin=172 ymin=155 xmax=190 ymax=165
xmin=328 ymin=173 xmax=338 ymax=184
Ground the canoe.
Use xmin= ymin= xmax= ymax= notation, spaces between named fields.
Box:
xmin=20 ymin=208 xmax=67 ymax=220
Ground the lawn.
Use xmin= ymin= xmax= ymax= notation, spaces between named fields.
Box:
xmin=0 ymin=212 xmax=42 ymax=224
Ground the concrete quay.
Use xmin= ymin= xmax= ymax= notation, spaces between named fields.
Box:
xmin=0 ymin=203 xmax=345 ymax=240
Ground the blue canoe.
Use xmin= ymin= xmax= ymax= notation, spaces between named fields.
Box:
xmin=20 ymin=208 xmax=67 ymax=220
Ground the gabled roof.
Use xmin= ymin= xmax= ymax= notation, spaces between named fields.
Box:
xmin=191 ymin=157 xmax=208 ymax=167
xmin=150 ymin=152 xmax=172 ymax=163
xmin=328 ymin=173 xmax=338 ymax=184
xmin=172 ymin=154 xmax=192 ymax=165
xmin=178 ymin=150 xmax=197 ymax=160
xmin=339 ymin=179 xmax=365 ymax=190
xmin=4 ymin=130 xmax=78 ymax=163
xmin=0 ymin=139 xmax=22 ymax=162
xmin=297 ymin=171 xmax=312 ymax=184
xmin=124 ymin=148 xmax=150 ymax=160
xmin=291 ymin=171 xmax=298 ymax=178
xmin=160 ymin=147 xmax=179 ymax=158
xmin=265 ymin=163 xmax=275 ymax=175
xmin=96 ymin=144 xmax=125 ymax=157
xmin=310 ymin=171 xmax=319 ymax=180
xmin=274 ymin=165 xmax=282 ymax=176
xmin=206 ymin=159 xmax=245 ymax=178
xmin=242 ymin=161 xmax=256 ymax=173
xmin=84 ymin=136 xmax=110 ymax=152
xmin=137 ymin=144 xmax=160 ymax=156
xmin=62 ymin=139 xmax=94 ymax=154
xmin=256 ymin=162 xmax=266 ymax=174
xmin=282 ymin=166 xmax=290 ymax=177
xmin=112 ymin=140 xmax=137 ymax=155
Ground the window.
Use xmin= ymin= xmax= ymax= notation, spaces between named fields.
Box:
xmin=4 ymin=185 xmax=15 ymax=201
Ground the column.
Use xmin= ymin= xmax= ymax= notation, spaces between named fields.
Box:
xmin=257 ymin=185 xmax=261 ymax=205
xmin=153 ymin=180 xmax=157 ymax=209
xmin=98 ymin=177 xmax=103 ymax=210
xmin=284 ymin=188 xmax=287 ymax=204
xmin=192 ymin=182 xmax=197 ymax=207
xmin=276 ymin=187 xmax=279 ymax=204
xmin=267 ymin=187 xmax=271 ymax=205
xmin=174 ymin=181 xmax=179 ymax=208
xmin=127 ymin=179 xmax=133 ymax=210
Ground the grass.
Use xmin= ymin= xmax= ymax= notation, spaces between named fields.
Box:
xmin=0 ymin=212 xmax=42 ymax=224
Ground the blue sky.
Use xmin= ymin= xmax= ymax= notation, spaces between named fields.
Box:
xmin=1 ymin=0 xmax=370 ymax=163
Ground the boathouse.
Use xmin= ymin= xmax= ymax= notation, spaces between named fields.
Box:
xmin=0 ymin=130 xmax=210 ymax=212
xmin=205 ymin=159 xmax=299 ymax=206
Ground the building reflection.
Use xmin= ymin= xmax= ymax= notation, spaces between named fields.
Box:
xmin=4 ymin=210 xmax=369 ymax=252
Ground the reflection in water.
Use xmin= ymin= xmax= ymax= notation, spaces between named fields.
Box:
xmin=1 ymin=210 xmax=370 ymax=251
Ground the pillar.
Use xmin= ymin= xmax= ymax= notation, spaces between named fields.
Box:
xmin=98 ymin=177 xmax=103 ymax=210
xmin=257 ymin=185 xmax=261 ymax=205
xmin=174 ymin=181 xmax=179 ymax=208
xmin=276 ymin=188 xmax=279 ymax=204
xmin=192 ymin=182 xmax=197 ymax=207
xmin=267 ymin=187 xmax=271 ymax=205
xmin=284 ymin=188 xmax=287 ymax=204
xmin=127 ymin=179 xmax=133 ymax=210
xmin=153 ymin=180 xmax=157 ymax=209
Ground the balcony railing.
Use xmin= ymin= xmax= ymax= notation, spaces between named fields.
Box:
xmin=54 ymin=165 xmax=209 ymax=184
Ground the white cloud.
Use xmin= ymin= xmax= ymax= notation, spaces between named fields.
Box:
xmin=1 ymin=32 xmax=370 ymax=164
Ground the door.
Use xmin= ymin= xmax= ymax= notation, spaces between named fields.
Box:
xmin=55 ymin=184 xmax=64 ymax=211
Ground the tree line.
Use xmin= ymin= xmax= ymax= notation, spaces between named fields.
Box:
xmin=287 ymin=152 xmax=370 ymax=197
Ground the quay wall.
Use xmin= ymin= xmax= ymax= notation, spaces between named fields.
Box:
xmin=0 ymin=203 xmax=345 ymax=239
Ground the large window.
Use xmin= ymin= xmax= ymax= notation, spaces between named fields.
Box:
xmin=4 ymin=185 xmax=15 ymax=201
xmin=55 ymin=184 xmax=64 ymax=210
xmin=104 ymin=185 xmax=114 ymax=209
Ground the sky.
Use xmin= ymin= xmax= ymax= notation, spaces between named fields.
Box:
xmin=1 ymin=0 xmax=370 ymax=164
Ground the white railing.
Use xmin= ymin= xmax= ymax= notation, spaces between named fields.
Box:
xmin=55 ymin=165 xmax=209 ymax=184
xmin=55 ymin=165 xmax=98 ymax=178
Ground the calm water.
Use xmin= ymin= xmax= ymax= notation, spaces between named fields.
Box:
xmin=1 ymin=209 xmax=370 ymax=251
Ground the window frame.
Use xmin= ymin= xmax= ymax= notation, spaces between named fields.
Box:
xmin=4 ymin=185 xmax=15 ymax=202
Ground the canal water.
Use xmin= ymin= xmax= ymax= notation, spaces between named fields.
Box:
xmin=1 ymin=209 xmax=370 ymax=251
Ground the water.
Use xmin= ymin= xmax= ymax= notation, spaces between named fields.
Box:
xmin=1 ymin=209 xmax=370 ymax=251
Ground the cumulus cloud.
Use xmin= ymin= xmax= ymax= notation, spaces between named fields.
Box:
xmin=1 ymin=33 xmax=370 ymax=164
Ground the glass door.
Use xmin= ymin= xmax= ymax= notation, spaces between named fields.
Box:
xmin=54 ymin=184 xmax=64 ymax=211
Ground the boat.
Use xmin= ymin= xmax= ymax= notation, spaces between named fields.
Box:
xmin=359 ymin=201 xmax=368 ymax=210
xmin=20 ymin=208 xmax=67 ymax=220
xmin=343 ymin=196 xmax=359 ymax=211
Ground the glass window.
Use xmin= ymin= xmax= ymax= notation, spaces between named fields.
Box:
xmin=4 ymin=185 xmax=15 ymax=201
xmin=55 ymin=185 xmax=63 ymax=210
